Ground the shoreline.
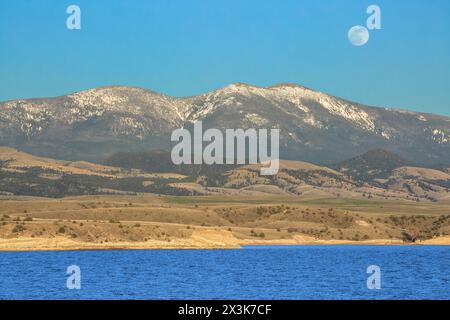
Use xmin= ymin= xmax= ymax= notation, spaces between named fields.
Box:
xmin=2 ymin=195 xmax=450 ymax=252
xmin=1 ymin=234 xmax=449 ymax=252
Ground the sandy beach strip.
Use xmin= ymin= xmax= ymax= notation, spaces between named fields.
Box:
xmin=1 ymin=230 xmax=449 ymax=251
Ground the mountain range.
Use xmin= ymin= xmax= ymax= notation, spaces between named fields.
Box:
xmin=1 ymin=83 xmax=449 ymax=166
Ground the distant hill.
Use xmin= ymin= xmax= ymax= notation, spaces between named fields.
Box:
xmin=0 ymin=147 xmax=193 ymax=197
xmin=105 ymin=150 xmax=178 ymax=173
xmin=2 ymin=147 xmax=449 ymax=201
xmin=332 ymin=149 xmax=413 ymax=181
xmin=105 ymin=149 xmax=238 ymax=177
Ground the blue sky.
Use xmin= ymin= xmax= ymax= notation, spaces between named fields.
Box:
xmin=0 ymin=0 xmax=449 ymax=115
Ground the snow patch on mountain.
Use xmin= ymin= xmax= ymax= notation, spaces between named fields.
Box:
xmin=430 ymin=129 xmax=450 ymax=144
xmin=243 ymin=112 xmax=269 ymax=126
xmin=302 ymin=114 xmax=324 ymax=129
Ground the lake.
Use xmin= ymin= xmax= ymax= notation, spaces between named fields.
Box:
xmin=1 ymin=245 xmax=449 ymax=299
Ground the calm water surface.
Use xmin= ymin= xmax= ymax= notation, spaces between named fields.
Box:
xmin=0 ymin=245 xmax=449 ymax=299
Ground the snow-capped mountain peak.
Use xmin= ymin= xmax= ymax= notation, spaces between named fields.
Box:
xmin=0 ymin=83 xmax=449 ymax=165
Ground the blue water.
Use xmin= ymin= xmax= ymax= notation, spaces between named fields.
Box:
xmin=0 ymin=245 xmax=449 ymax=299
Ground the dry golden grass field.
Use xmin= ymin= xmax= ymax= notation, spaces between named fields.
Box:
xmin=1 ymin=193 xmax=450 ymax=250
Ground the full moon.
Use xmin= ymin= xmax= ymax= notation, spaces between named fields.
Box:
xmin=348 ymin=25 xmax=369 ymax=46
